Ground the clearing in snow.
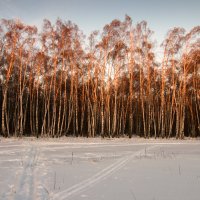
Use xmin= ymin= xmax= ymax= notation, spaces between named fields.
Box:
xmin=0 ymin=137 xmax=200 ymax=200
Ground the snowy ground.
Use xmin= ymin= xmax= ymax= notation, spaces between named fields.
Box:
xmin=0 ymin=137 xmax=200 ymax=200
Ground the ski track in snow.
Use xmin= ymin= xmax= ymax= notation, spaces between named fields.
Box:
xmin=13 ymin=144 xmax=38 ymax=200
xmin=51 ymin=145 xmax=158 ymax=200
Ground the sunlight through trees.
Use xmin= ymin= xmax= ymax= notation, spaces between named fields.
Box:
xmin=0 ymin=16 xmax=199 ymax=138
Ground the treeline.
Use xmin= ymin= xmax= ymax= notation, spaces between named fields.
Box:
xmin=0 ymin=16 xmax=199 ymax=138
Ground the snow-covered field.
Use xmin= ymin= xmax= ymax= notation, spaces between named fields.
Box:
xmin=0 ymin=137 xmax=200 ymax=200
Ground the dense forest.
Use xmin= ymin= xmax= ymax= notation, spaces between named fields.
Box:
xmin=0 ymin=16 xmax=199 ymax=138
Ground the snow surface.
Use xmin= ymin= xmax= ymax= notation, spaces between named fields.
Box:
xmin=0 ymin=137 xmax=200 ymax=200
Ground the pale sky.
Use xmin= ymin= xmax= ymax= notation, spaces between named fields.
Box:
xmin=0 ymin=0 xmax=199 ymax=46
